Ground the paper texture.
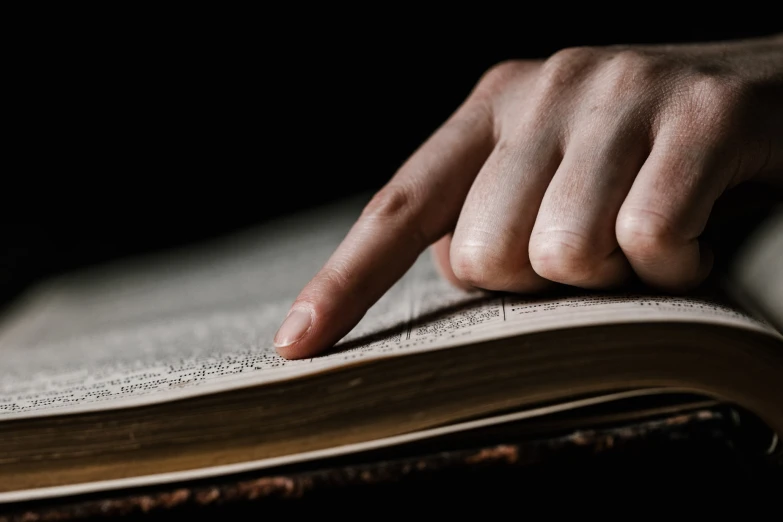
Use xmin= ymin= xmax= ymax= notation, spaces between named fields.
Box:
xmin=0 ymin=196 xmax=778 ymax=421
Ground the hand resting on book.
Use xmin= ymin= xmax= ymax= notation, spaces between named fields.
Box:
xmin=275 ymin=34 xmax=783 ymax=360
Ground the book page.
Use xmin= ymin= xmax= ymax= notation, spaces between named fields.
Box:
xmin=0 ymin=195 xmax=779 ymax=421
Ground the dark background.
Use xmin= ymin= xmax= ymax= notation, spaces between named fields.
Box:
xmin=3 ymin=18 xmax=781 ymax=306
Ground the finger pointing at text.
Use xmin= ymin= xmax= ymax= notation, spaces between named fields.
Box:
xmin=275 ymin=34 xmax=783 ymax=360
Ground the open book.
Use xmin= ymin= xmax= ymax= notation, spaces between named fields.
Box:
xmin=1 ymin=195 xmax=781 ymax=503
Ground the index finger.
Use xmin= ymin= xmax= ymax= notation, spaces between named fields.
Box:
xmin=274 ymin=101 xmax=494 ymax=359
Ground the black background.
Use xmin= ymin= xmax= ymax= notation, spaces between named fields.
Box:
xmin=3 ymin=16 xmax=781 ymax=306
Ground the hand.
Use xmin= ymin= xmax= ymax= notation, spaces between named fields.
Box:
xmin=275 ymin=34 xmax=783 ymax=359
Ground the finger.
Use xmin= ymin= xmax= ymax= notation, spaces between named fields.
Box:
xmin=275 ymin=101 xmax=494 ymax=359
xmin=528 ymin=116 xmax=649 ymax=288
xmin=430 ymin=234 xmax=475 ymax=291
xmin=449 ymin=116 xmax=557 ymax=293
xmin=616 ymin=120 xmax=730 ymax=291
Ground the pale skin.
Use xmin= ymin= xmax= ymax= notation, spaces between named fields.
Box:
xmin=275 ymin=33 xmax=783 ymax=360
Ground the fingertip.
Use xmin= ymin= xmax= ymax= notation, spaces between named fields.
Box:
xmin=275 ymin=336 xmax=322 ymax=360
xmin=274 ymin=305 xmax=317 ymax=360
xmin=275 ymin=343 xmax=312 ymax=360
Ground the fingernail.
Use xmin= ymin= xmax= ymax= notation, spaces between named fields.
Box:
xmin=274 ymin=307 xmax=313 ymax=347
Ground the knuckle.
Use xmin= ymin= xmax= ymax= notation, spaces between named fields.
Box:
xmin=449 ymin=99 xmax=495 ymax=140
xmin=678 ymin=74 xmax=746 ymax=131
xmin=450 ymin=244 xmax=535 ymax=291
xmin=470 ymin=59 xmax=531 ymax=114
xmin=300 ymin=265 xmax=351 ymax=303
xmin=318 ymin=266 xmax=350 ymax=293
xmin=476 ymin=60 xmax=525 ymax=94
xmin=547 ymin=46 xmax=599 ymax=69
xmin=609 ymin=48 xmax=651 ymax=69
xmin=599 ymin=49 xmax=662 ymax=97
xmin=690 ymin=74 xmax=740 ymax=107
xmin=362 ymin=185 xmax=417 ymax=222
xmin=528 ymin=231 xmax=604 ymax=284
xmin=689 ymin=74 xmax=741 ymax=118
xmin=538 ymin=46 xmax=599 ymax=89
xmin=361 ymin=184 xmax=430 ymax=250
xmin=450 ymin=245 xmax=503 ymax=288
xmin=616 ymin=207 xmax=677 ymax=261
